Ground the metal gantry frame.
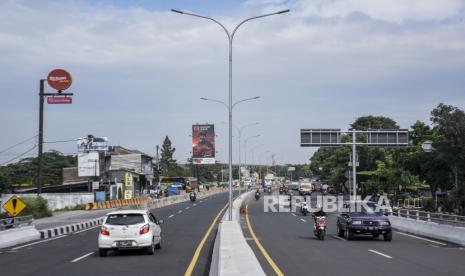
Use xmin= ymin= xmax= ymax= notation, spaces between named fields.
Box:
xmin=300 ymin=128 xmax=409 ymax=200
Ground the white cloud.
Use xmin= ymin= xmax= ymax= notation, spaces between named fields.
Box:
xmin=0 ymin=0 xmax=465 ymax=164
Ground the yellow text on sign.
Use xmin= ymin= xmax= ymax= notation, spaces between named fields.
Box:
xmin=2 ymin=195 xmax=27 ymax=217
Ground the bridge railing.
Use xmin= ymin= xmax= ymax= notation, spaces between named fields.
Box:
xmin=0 ymin=215 xmax=34 ymax=231
xmin=393 ymin=208 xmax=465 ymax=227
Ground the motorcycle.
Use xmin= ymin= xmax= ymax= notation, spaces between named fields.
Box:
xmin=313 ymin=216 xmax=327 ymax=240
xmin=255 ymin=190 xmax=261 ymax=200
xmin=301 ymin=202 xmax=309 ymax=216
xmin=189 ymin=192 xmax=196 ymax=202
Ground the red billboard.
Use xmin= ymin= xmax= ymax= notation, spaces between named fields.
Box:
xmin=47 ymin=69 xmax=72 ymax=91
xmin=47 ymin=96 xmax=72 ymax=104
xmin=192 ymin=124 xmax=215 ymax=164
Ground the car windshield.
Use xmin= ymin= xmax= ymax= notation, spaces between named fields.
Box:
xmin=106 ymin=214 xmax=145 ymax=225
xmin=347 ymin=203 xmax=383 ymax=216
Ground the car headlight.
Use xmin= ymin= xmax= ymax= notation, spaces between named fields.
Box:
xmin=380 ymin=221 xmax=390 ymax=226
xmin=351 ymin=220 xmax=362 ymax=225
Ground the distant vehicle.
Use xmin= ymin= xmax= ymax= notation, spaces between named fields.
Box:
xmin=264 ymin=174 xmax=274 ymax=187
xmin=299 ymin=182 xmax=312 ymax=196
xmin=98 ymin=210 xmax=163 ymax=257
xmin=337 ymin=201 xmax=392 ymax=241
xmin=289 ymin=182 xmax=300 ymax=190
xmin=243 ymin=178 xmax=252 ymax=188
xmin=159 ymin=177 xmax=199 ymax=194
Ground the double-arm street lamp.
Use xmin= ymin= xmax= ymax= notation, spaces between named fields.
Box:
xmin=243 ymin=134 xmax=260 ymax=170
xmin=173 ymin=8 xmax=290 ymax=221
xmin=221 ymin=121 xmax=260 ymax=184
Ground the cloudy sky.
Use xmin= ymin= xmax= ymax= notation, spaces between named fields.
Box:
xmin=1 ymin=0 xmax=465 ymax=165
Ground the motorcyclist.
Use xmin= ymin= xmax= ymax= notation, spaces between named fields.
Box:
xmin=189 ymin=190 xmax=196 ymax=201
xmin=312 ymin=204 xmax=326 ymax=219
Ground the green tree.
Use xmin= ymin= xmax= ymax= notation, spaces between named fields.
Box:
xmin=159 ymin=136 xmax=180 ymax=176
xmin=0 ymin=151 xmax=77 ymax=192
xmin=431 ymin=104 xmax=465 ymax=212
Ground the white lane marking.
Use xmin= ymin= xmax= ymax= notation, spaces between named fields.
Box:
xmin=291 ymin=213 xmax=297 ymax=217
xmin=12 ymin=235 xmax=68 ymax=250
xmin=74 ymin=225 xmax=100 ymax=234
xmin=300 ymin=219 xmax=306 ymax=222
xmin=168 ymin=214 xmax=174 ymax=218
xmin=395 ymin=231 xmax=447 ymax=246
xmin=71 ymin=252 xmax=94 ymax=263
xmin=186 ymin=206 xmax=190 ymax=210
xmin=333 ymin=235 xmax=346 ymax=241
xmin=178 ymin=210 xmax=183 ymax=214
xmin=368 ymin=249 xmax=393 ymax=259
xmin=193 ymin=204 xmax=197 ymax=206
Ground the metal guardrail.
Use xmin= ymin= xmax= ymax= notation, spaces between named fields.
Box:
xmin=393 ymin=208 xmax=465 ymax=227
xmin=0 ymin=215 xmax=33 ymax=231
xmin=396 ymin=198 xmax=423 ymax=209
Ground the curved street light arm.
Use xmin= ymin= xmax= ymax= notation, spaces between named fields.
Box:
xmin=232 ymin=96 xmax=261 ymax=109
xmin=231 ymin=9 xmax=290 ymax=40
xmin=171 ymin=9 xmax=231 ymax=40
xmin=200 ymin=97 xmax=229 ymax=110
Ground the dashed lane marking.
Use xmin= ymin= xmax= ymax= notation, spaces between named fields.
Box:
xmin=186 ymin=206 xmax=190 ymax=210
xmin=178 ymin=210 xmax=183 ymax=214
xmin=300 ymin=219 xmax=306 ymax=222
xmin=12 ymin=235 xmax=68 ymax=250
xmin=368 ymin=249 xmax=393 ymax=259
xmin=168 ymin=214 xmax=174 ymax=218
xmin=193 ymin=204 xmax=197 ymax=206
xmin=395 ymin=231 xmax=447 ymax=246
xmin=291 ymin=213 xmax=296 ymax=217
xmin=71 ymin=252 xmax=94 ymax=263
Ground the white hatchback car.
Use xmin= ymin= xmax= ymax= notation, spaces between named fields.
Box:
xmin=98 ymin=209 xmax=163 ymax=257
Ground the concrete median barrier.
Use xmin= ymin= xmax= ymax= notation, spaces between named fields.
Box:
xmin=210 ymin=190 xmax=266 ymax=276
xmin=390 ymin=216 xmax=465 ymax=246
xmin=0 ymin=226 xmax=41 ymax=249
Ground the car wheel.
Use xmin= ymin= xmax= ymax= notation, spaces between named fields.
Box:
xmin=99 ymin=248 xmax=108 ymax=257
xmin=146 ymin=239 xmax=155 ymax=255
xmin=337 ymin=223 xmax=344 ymax=237
xmin=345 ymin=228 xmax=354 ymax=240
xmin=383 ymin=231 xmax=392 ymax=242
xmin=155 ymin=235 xmax=162 ymax=249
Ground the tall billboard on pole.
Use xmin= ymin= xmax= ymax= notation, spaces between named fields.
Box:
xmin=192 ymin=124 xmax=215 ymax=164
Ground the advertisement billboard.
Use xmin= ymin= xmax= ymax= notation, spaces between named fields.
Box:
xmin=78 ymin=152 xmax=99 ymax=177
xmin=192 ymin=124 xmax=215 ymax=164
xmin=124 ymin=172 xmax=134 ymax=199
xmin=77 ymin=135 xmax=108 ymax=153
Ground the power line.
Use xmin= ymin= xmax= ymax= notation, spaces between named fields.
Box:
xmin=1 ymin=145 xmax=37 ymax=165
xmin=0 ymin=135 xmax=38 ymax=155
xmin=44 ymin=139 xmax=79 ymax=144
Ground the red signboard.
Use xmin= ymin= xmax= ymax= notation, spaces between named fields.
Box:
xmin=47 ymin=69 xmax=72 ymax=91
xmin=47 ymin=97 xmax=72 ymax=104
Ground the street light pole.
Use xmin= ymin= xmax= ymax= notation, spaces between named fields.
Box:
xmin=172 ymin=8 xmax=290 ymax=221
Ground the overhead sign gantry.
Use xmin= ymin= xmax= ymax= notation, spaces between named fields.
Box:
xmin=300 ymin=128 xmax=409 ymax=199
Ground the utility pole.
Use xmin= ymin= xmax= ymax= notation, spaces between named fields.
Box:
xmin=37 ymin=69 xmax=74 ymax=194
xmin=37 ymin=79 xmax=45 ymax=194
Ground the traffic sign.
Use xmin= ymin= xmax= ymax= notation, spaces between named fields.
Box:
xmin=47 ymin=69 xmax=72 ymax=91
xmin=288 ymin=166 xmax=295 ymax=172
xmin=2 ymin=195 xmax=27 ymax=217
xmin=47 ymin=96 xmax=72 ymax=104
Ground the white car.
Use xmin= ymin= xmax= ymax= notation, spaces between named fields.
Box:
xmin=98 ymin=209 xmax=163 ymax=257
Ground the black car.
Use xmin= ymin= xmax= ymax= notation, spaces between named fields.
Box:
xmin=337 ymin=201 xmax=392 ymax=241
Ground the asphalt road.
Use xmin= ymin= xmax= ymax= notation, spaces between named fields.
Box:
xmin=243 ymin=190 xmax=465 ymax=276
xmin=0 ymin=190 xmax=237 ymax=276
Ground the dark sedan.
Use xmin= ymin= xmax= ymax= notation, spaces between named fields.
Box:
xmin=337 ymin=201 xmax=392 ymax=241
